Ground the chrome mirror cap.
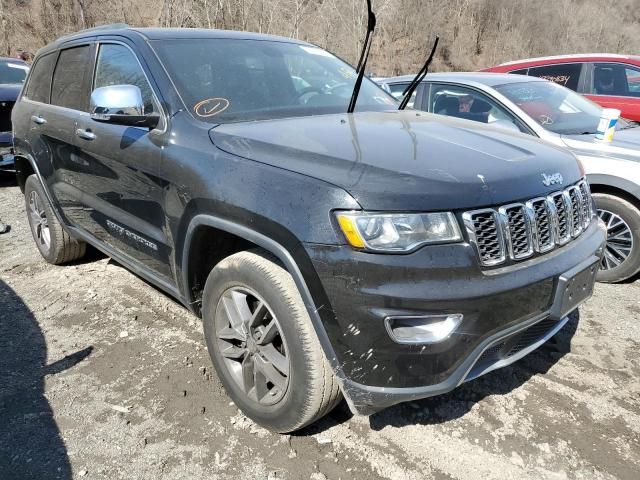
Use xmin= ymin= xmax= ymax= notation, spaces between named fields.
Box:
xmin=90 ymin=85 xmax=144 ymax=117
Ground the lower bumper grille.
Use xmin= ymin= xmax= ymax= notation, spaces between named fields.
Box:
xmin=469 ymin=316 xmax=565 ymax=379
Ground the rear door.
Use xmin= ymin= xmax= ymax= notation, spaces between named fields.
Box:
xmin=584 ymin=62 xmax=640 ymax=121
xmin=28 ymin=43 xmax=95 ymax=226
xmin=11 ymin=50 xmax=58 ymax=179
xmin=73 ymin=41 xmax=173 ymax=279
xmin=525 ymin=63 xmax=586 ymax=93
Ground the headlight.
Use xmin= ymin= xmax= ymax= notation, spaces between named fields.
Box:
xmin=335 ymin=211 xmax=462 ymax=252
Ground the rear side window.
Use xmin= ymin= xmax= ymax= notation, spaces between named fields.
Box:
xmin=51 ymin=45 xmax=92 ymax=111
xmin=509 ymin=68 xmax=529 ymax=75
xmin=24 ymin=53 xmax=57 ymax=103
xmin=527 ymin=63 xmax=583 ymax=91
xmin=592 ymin=63 xmax=640 ymax=97
xmin=93 ymin=43 xmax=156 ymax=114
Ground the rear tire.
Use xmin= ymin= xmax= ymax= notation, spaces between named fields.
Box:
xmin=24 ymin=175 xmax=86 ymax=265
xmin=592 ymin=193 xmax=640 ymax=283
xmin=202 ymin=249 xmax=341 ymax=433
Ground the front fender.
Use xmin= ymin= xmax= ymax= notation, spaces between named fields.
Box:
xmin=179 ymin=214 xmax=362 ymax=410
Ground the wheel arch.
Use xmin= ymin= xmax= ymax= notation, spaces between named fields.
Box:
xmin=14 ymin=155 xmax=35 ymax=193
xmin=587 ymin=173 xmax=640 ymax=211
xmin=180 ymin=214 xmax=346 ymax=390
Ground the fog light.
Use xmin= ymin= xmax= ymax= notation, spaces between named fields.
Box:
xmin=385 ymin=314 xmax=463 ymax=344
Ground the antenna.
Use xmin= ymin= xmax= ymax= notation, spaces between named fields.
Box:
xmin=347 ymin=0 xmax=376 ymax=114
xmin=398 ymin=36 xmax=439 ymax=110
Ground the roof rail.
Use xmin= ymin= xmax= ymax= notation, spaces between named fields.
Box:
xmin=56 ymin=23 xmax=129 ymax=41
xmin=76 ymin=23 xmax=129 ymax=34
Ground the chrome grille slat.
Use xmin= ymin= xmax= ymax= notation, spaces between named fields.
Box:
xmin=526 ymin=198 xmax=555 ymax=253
xmin=499 ymin=203 xmax=534 ymax=260
xmin=465 ymin=180 xmax=593 ymax=267
xmin=551 ymin=191 xmax=572 ymax=245
xmin=578 ymin=180 xmax=592 ymax=229
xmin=567 ymin=186 xmax=583 ymax=237
xmin=462 ymin=210 xmax=506 ymax=266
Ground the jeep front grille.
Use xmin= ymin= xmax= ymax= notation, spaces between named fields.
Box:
xmin=463 ymin=180 xmax=593 ymax=267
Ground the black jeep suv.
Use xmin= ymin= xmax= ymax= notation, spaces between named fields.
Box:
xmin=12 ymin=26 xmax=606 ymax=432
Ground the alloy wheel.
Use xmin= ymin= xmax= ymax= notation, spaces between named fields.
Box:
xmin=215 ymin=287 xmax=290 ymax=406
xmin=28 ymin=190 xmax=51 ymax=253
xmin=598 ymin=209 xmax=634 ymax=271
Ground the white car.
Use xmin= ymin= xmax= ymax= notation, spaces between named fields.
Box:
xmin=379 ymin=72 xmax=640 ymax=282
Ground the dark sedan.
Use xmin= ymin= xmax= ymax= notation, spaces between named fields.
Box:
xmin=1 ymin=57 xmax=29 ymax=173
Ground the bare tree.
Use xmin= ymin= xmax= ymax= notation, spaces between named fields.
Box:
xmin=1 ymin=0 xmax=639 ymax=75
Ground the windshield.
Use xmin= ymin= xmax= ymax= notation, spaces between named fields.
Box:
xmin=495 ymin=80 xmax=632 ymax=135
xmin=152 ymin=39 xmax=396 ymax=123
xmin=0 ymin=60 xmax=28 ymax=84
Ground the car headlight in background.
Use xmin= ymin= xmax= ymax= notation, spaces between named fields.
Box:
xmin=335 ymin=211 xmax=462 ymax=252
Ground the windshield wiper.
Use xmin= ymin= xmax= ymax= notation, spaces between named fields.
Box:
xmin=347 ymin=0 xmax=376 ymax=114
xmin=399 ymin=36 xmax=439 ymax=110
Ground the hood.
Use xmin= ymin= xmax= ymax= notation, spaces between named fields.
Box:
xmin=0 ymin=83 xmax=22 ymax=102
xmin=210 ymin=111 xmax=583 ymax=211
xmin=561 ymin=127 xmax=640 ymax=163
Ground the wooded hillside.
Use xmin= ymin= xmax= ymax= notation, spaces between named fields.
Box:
xmin=1 ymin=0 xmax=639 ymax=75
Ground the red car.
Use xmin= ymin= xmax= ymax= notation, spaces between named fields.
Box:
xmin=483 ymin=54 xmax=640 ymax=121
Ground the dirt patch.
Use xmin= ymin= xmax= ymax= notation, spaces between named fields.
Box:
xmin=1 ymin=180 xmax=639 ymax=479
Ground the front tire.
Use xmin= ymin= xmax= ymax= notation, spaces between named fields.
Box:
xmin=593 ymin=193 xmax=640 ymax=283
xmin=24 ymin=175 xmax=86 ymax=265
xmin=202 ymin=250 xmax=341 ymax=433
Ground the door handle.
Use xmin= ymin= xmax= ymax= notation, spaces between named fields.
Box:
xmin=75 ymin=128 xmax=96 ymax=141
xmin=31 ymin=115 xmax=47 ymax=125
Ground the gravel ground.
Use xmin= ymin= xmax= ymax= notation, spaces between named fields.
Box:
xmin=1 ymin=177 xmax=639 ymax=480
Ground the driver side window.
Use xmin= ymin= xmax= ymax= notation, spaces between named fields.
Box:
xmin=94 ymin=43 xmax=157 ymax=115
xmin=428 ymin=84 xmax=523 ymax=132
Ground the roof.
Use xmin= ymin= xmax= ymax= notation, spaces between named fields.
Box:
xmin=494 ymin=53 xmax=640 ymax=67
xmin=381 ymin=72 xmax=547 ymax=88
xmin=43 ymin=24 xmax=308 ymax=52
xmin=0 ymin=57 xmax=28 ymax=65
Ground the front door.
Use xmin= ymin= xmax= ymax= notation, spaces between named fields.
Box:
xmin=73 ymin=41 xmax=173 ymax=280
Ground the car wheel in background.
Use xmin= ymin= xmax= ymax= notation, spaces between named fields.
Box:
xmin=24 ymin=175 xmax=87 ymax=265
xmin=592 ymin=193 xmax=640 ymax=283
xmin=202 ymin=250 xmax=341 ymax=433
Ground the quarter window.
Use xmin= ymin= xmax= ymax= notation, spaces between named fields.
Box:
xmin=94 ymin=44 xmax=156 ymax=114
xmin=24 ymin=53 xmax=57 ymax=103
xmin=51 ymin=46 xmax=92 ymax=111
xmin=527 ymin=63 xmax=583 ymax=91
xmin=627 ymin=67 xmax=640 ymax=94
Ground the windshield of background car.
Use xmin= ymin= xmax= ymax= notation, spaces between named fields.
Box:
xmin=0 ymin=60 xmax=29 ymax=84
xmin=494 ymin=80 xmax=624 ymax=135
xmin=152 ymin=39 xmax=397 ymax=123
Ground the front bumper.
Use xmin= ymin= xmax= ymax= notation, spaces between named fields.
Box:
xmin=0 ymin=153 xmax=15 ymax=172
xmin=304 ymin=220 xmax=606 ymax=414
xmin=0 ymin=132 xmax=14 ymax=172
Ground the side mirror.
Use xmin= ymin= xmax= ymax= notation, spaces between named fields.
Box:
xmin=90 ymin=85 xmax=159 ymax=129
